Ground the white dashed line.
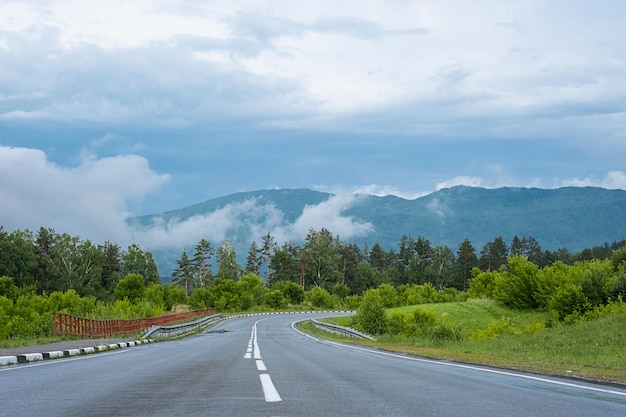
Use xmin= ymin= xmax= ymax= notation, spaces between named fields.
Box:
xmin=259 ymin=373 xmax=282 ymax=402
xmin=245 ymin=319 xmax=282 ymax=402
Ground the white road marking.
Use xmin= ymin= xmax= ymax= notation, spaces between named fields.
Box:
xmin=253 ymin=324 xmax=261 ymax=359
xmin=259 ymin=373 xmax=282 ymax=402
xmin=245 ymin=319 xmax=283 ymax=402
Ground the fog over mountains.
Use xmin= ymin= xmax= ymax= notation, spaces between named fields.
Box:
xmin=129 ymin=186 xmax=626 ymax=278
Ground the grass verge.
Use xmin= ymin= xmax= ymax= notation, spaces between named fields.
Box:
xmin=305 ymin=300 xmax=626 ymax=385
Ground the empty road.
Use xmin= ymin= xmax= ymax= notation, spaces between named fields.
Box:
xmin=1 ymin=312 xmax=625 ymax=416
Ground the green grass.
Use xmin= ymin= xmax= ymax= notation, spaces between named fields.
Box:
xmin=316 ymin=299 xmax=626 ymax=384
xmin=0 ymin=336 xmax=58 ymax=349
xmin=391 ymin=299 xmax=548 ymax=337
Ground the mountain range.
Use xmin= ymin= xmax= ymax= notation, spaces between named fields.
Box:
xmin=130 ymin=186 xmax=626 ymax=279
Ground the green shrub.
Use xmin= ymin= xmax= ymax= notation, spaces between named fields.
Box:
xmin=376 ymin=283 xmax=399 ymax=308
xmin=467 ymin=268 xmax=498 ymax=298
xmin=548 ymin=283 xmax=590 ymax=321
xmin=356 ymin=290 xmax=387 ymax=335
xmin=307 ymin=286 xmax=335 ymax=309
xmin=272 ymin=281 xmax=305 ymax=304
xmin=264 ymin=290 xmax=287 ymax=309
xmin=474 ymin=317 xmax=516 ymax=340
xmin=494 ymin=255 xmax=540 ymax=309
xmin=386 ymin=310 xmax=409 ymax=335
xmin=425 ymin=323 xmax=464 ymax=343
xmin=114 ymin=273 xmax=146 ymax=303
xmin=0 ymin=276 xmax=19 ymax=301
xmin=580 ymin=260 xmax=613 ymax=307
xmin=401 ymin=307 xmax=440 ymax=337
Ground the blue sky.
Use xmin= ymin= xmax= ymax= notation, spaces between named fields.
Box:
xmin=1 ymin=0 xmax=625 ymax=249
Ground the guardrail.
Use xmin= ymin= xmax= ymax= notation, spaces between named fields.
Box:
xmin=143 ymin=314 xmax=224 ymax=339
xmin=310 ymin=319 xmax=375 ymax=340
xmin=53 ymin=308 xmax=217 ymax=339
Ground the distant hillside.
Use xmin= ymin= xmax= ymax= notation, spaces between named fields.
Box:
xmin=131 ymin=186 xmax=626 ymax=279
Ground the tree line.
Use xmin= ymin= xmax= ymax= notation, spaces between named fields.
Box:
xmin=0 ymin=226 xmax=159 ymax=300
xmin=174 ymin=228 xmax=626 ymax=296
xmin=2 ymin=224 xmax=625 ymax=301
xmin=1 ymin=223 xmax=625 ymax=340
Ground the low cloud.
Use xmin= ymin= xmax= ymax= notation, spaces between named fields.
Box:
xmin=131 ymin=199 xmax=285 ymax=249
xmin=351 ymin=184 xmax=427 ymax=200
xmin=2 ymin=146 xmax=624 ymax=255
xmin=435 ymin=176 xmax=484 ymax=190
xmin=0 ymin=146 xmax=373 ymax=250
xmin=275 ymin=193 xmax=374 ymax=242
xmin=427 ymin=197 xmax=450 ymax=224
xmin=0 ymin=145 xmax=168 ymax=242
xmin=561 ymin=170 xmax=626 ymax=190
xmin=132 ymin=193 xmax=374 ymax=250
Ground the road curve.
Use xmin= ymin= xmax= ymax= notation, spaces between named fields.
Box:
xmin=1 ymin=312 xmax=625 ymax=417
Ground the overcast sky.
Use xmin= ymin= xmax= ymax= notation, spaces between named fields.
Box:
xmin=1 ymin=0 xmax=625 ymax=249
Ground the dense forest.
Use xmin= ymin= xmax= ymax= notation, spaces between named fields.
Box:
xmin=1 ymin=224 xmax=625 ymax=339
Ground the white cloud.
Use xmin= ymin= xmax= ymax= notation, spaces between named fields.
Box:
xmin=0 ymin=146 xmax=168 ymax=242
xmin=132 ymin=199 xmax=285 ymax=249
xmin=435 ymin=176 xmax=484 ymax=190
xmin=2 ymin=144 xmax=624 ymax=256
xmin=278 ymin=193 xmax=374 ymax=242
xmin=561 ymin=170 xmax=626 ymax=190
xmin=1 ymin=0 xmax=624 ymax=144
xmin=351 ymin=184 xmax=428 ymax=200
xmin=130 ymin=193 xmax=373 ymax=250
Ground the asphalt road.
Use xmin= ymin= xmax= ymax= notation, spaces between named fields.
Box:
xmin=1 ymin=313 xmax=625 ymax=417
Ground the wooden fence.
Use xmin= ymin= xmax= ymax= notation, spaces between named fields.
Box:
xmin=53 ymin=308 xmax=217 ymax=339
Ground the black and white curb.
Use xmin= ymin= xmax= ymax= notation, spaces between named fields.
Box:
xmin=0 ymin=339 xmax=155 ymax=366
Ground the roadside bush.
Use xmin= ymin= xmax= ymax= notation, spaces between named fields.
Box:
xmin=145 ymin=283 xmax=165 ymax=308
xmin=114 ymin=273 xmax=146 ymax=303
xmin=494 ymin=255 xmax=540 ymax=309
xmin=272 ymin=280 xmax=305 ymax=305
xmin=356 ymin=289 xmax=387 ymax=335
xmin=467 ymin=268 xmax=498 ymax=298
xmin=264 ymin=290 xmax=287 ymax=309
xmin=474 ymin=317 xmax=516 ymax=340
xmin=534 ymin=261 xmax=572 ymax=309
xmin=609 ymin=270 xmax=626 ymax=300
xmin=307 ymin=286 xmax=335 ymax=309
xmin=425 ymin=323 xmax=464 ymax=343
xmin=344 ymin=294 xmax=361 ymax=310
xmin=580 ymin=260 xmax=613 ymax=307
xmin=332 ymin=283 xmax=350 ymax=299
xmin=163 ymin=284 xmax=188 ymax=311
xmin=397 ymin=307 xmax=434 ymax=337
xmin=0 ymin=276 xmax=19 ymax=301
xmin=548 ymin=283 xmax=590 ymax=321
xmin=376 ymin=283 xmax=399 ymax=308
xmin=386 ymin=310 xmax=409 ymax=335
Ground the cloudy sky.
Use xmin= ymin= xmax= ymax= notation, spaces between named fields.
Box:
xmin=1 ymin=0 xmax=625 ymax=249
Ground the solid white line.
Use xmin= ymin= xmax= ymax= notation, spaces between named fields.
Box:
xmin=252 ymin=320 xmax=262 ymax=359
xmin=290 ymin=320 xmax=626 ymax=398
xmin=259 ymin=373 xmax=282 ymax=402
xmin=256 ymin=360 xmax=267 ymax=371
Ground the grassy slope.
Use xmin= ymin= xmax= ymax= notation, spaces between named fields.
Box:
xmin=322 ymin=300 xmax=626 ymax=384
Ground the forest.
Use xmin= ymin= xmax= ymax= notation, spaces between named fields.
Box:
xmin=1 ymin=224 xmax=625 ymax=340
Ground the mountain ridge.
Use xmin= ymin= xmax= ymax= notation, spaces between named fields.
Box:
xmin=131 ymin=186 xmax=626 ymax=278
